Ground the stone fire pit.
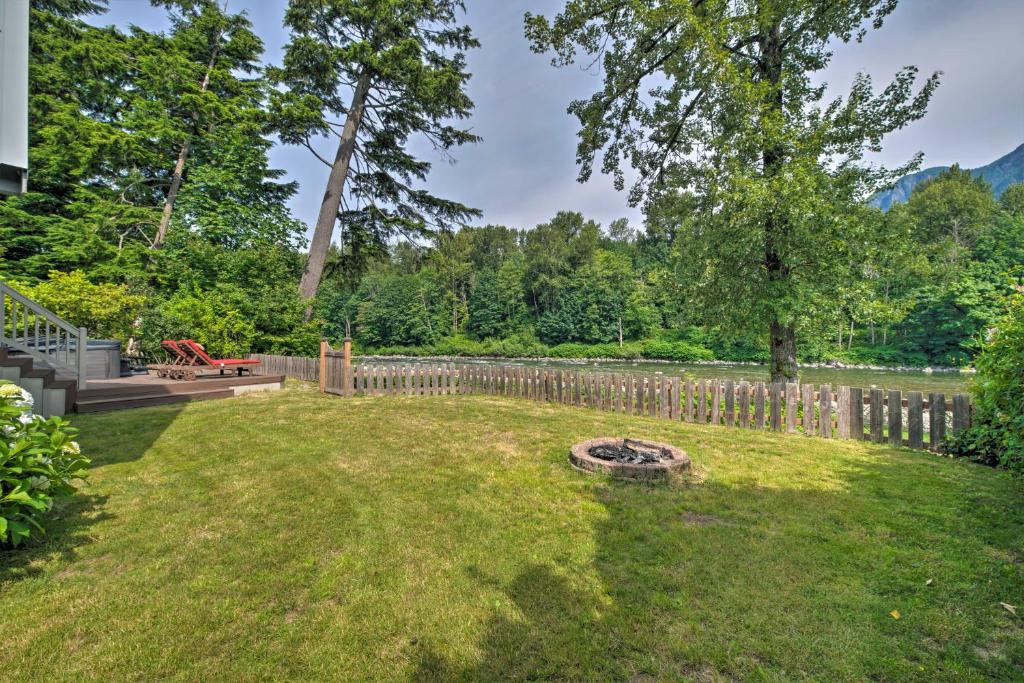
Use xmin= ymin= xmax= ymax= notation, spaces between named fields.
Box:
xmin=569 ymin=437 xmax=690 ymax=481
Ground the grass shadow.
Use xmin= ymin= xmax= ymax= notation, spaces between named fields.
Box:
xmin=2 ymin=403 xmax=187 ymax=584
xmin=412 ymin=448 xmax=1024 ymax=680
xmin=0 ymin=493 xmax=112 ymax=584
xmin=74 ymin=402 xmax=186 ymax=468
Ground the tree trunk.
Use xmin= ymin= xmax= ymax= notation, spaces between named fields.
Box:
xmin=769 ymin=321 xmax=797 ymax=384
xmin=847 ymin=320 xmax=854 ymax=351
xmin=298 ymin=72 xmax=372 ymax=312
xmin=618 ymin=318 xmax=623 ymax=347
xmin=153 ymin=28 xmax=222 ymax=249
xmin=154 ymin=140 xmax=192 ymax=248
xmin=759 ymin=20 xmax=797 ymax=383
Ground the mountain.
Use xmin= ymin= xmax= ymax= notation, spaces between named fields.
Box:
xmin=871 ymin=143 xmax=1024 ymax=210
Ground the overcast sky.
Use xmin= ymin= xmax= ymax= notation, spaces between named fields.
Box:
xmin=94 ymin=0 xmax=1024 ymax=234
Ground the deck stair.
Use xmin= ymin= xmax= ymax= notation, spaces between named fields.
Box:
xmin=2 ymin=281 xmax=89 ymax=416
xmin=0 ymin=347 xmax=77 ymax=416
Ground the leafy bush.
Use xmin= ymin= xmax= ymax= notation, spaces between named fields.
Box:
xmin=826 ymin=343 xmax=929 ymax=367
xmin=946 ymin=291 xmax=1024 ymax=473
xmin=139 ymin=288 xmax=257 ymax=358
xmin=1 ymin=381 xmax=88 ymax=546
xmin=639 ymin=339 xmax=714 ymax=362
xmin=12 ymin=270 xmax=145 ymax=341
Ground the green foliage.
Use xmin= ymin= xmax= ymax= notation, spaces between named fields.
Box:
xmin=0 ymin=0 xmax=287 ymax=284
xmin=1001 ymin=183 xmax=1024 ymax=217
xmin=466 ymin=270 xmax=507 ymax=339
xmin=0 ymin=381 xmax=88 ymax=547
xmin=351 ymin=274 xmax=439 ymax=348
xmin=269 ymin=0 xmax=482 ymax=298
xmin=140 ymin=288 xmax=257 ymax=358
xmin=526 ymin=0 xmax=939 ymax=380
xmin=947 ymin=291 xmax=1024 ymax=473
xmin=1 ymin=0 xmax=309 ymax=358
xmin=12 ymin=271 xmax=145 ymax=340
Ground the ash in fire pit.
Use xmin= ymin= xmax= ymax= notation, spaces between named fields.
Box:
xmin=570 ymin=437 xmax=690 ymax=481
xmin=588 ymin=438 xmax=672 ymax=465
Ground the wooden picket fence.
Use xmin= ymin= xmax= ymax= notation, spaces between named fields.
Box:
xmin=248 ymin=353 xmax=320 ymax=382
xmin=307 ymin=355 xmax=972 ymax=453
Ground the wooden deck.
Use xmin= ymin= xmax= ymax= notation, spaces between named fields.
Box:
xmin=75 ymin=372 xmax=284 ymax=412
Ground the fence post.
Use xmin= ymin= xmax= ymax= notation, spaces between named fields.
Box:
xmin=769 ymin=383 xmax=782 ymax=431
xmin=802 ymin=383 xmax=815 ymax=435
xmin=888 ymin=390 xmax=903 ymax=447
xmin=848 ymin=387 xmax=864 ymax=440
xmin=785 ymin=383 xmax=798 ymax=433
xmin=319 ymin=341 xmax=328 ymax=392
xmin=341 ymin=337 xmax=352 ymax=397
xmin=820 ymin=384 xmax=833 ymax=439
xmin=952 ymin=394 xmax=971 ymax=435
xmin=738 ymin=381 xmax=750 ymax=428
xmin=724 ymin=380 xmax=735 ymax=427
xmin=836 ymin=386 xmax=850 ymax=439
xmin=929 ymin=393 xmax=946 ymax=452
xmin=697 ymin=379 xmax=707 ymax=423
xmin=907 ymin=392 xmax=924 ymax=449
xmin=869 ymin=388 xmax=884 ymax=443
xmin=753 ymin=382 xmax=765 ymax=429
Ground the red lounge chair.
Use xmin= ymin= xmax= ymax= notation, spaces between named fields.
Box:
xmin=161 ymin=340 xmax=192 ymax=366
xmin=147 ymin=339 xmax=198 ymax=379
xmin=178 ymin=339 xmax=261 ymax=376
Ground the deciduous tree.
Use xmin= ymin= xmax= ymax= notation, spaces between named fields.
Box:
xmin=526 ymin=0 xmax=939 ymax=381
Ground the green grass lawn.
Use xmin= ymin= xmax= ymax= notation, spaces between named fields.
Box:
xmin=2 ymin=383 xmax=1022 ymax=681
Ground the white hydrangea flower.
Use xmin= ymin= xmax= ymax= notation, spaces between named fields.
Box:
xmin=63 ymin=441 xmax=81 ymax=455
xmin=0 ymin=384 xmax=22 ymax=397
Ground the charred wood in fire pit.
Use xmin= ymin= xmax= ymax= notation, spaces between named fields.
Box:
xmin=588 ymin=438 xmax=673 ymax=464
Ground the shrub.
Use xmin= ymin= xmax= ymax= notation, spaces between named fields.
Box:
xmin=140 ymin=289 xmax=257 ymax=358
xmin=0 ymin=381 xmax=88 ymax=546
xmin=13 ymin=270 xmax=145 ymax=341
xmin=946 ymin=291 xmax=1024 ymax=473
xmin=639 ymin=340 xmax=714 ymax=362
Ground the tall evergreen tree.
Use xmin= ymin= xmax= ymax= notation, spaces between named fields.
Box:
xmin=150 ymin=0 xmax=267 ymax=248
xmin=527 ymin=0 xmax=940 ymax=381
xmin=270 ymin=0 xmax=482 ymax=309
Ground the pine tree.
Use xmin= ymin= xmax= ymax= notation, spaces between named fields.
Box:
xmin=269 ymin=0 xmax=482 ymax=309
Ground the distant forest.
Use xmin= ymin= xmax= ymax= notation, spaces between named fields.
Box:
xmin=320 ymin=169 xmax=1024 ymax=367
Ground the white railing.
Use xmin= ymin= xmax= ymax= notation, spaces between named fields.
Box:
xmin=0 ymin=282 xmax=88 ymax=389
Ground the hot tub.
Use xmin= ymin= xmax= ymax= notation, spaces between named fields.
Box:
xmin=22 ymin=337 xmax=122 ymax=379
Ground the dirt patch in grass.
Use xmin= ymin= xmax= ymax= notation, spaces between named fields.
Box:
xmin=682 ymin=511 xmax=726 ymax=526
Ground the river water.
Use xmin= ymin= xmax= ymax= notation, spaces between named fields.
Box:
xmin=359 ymin=356 xmax=970 ymax=394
